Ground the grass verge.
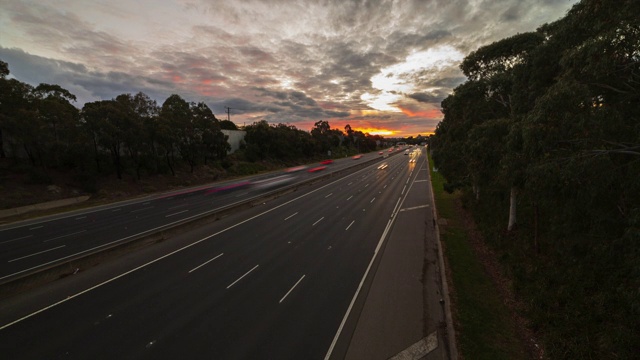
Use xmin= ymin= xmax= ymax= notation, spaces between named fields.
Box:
xmin=429 ymin=153 xmax=528 ymax=359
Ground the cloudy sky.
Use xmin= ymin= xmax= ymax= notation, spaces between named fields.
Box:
xmin=0 ymin=0 xmax=578 ymax=137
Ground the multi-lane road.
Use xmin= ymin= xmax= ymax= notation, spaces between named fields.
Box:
xmin=0 ymin=147 xmax=441 ymax=359
xmin=0 ymin=151 xmax=391 ymax=283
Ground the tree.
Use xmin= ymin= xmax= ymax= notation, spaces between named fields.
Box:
xmin=82 ymin=100 xmax=128 ymax=179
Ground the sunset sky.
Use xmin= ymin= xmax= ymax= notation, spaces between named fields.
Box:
xmin=0 ymin=0 xmax=578 ymax=137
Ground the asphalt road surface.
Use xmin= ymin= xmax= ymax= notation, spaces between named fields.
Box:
xmin=0 ymin=151 xmax=398 ymax=283
xmin=0 ymin=148 xmax=432 ymax=359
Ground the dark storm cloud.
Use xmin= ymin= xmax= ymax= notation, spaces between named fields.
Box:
xmin=408 ymin=91 xmax=449 ymax=104
xmin=1 ymin=0 xmax=580 ymax=135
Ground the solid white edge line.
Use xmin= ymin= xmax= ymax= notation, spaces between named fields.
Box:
xmin=279 ymin=275 xmax=306 ymax=303
xmin=226 ymin=264 xmax=259 ymax=289
xmin=8 ymin=245 xmax=66 ymax=263
xmin=324 ymin=218 xmax=393 ymax=360
xmin=188 ymin=253 xmax=224 ymax=273
xmin=325 ymin=160 xmax=423 ymax=360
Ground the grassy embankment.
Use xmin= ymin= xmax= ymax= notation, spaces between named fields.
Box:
xmin=428 ymin=152 xmax=528 ymax=359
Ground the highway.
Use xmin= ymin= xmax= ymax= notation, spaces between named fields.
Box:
xmin=0 ymin=151 xmax=398 ymax=283
xmin=0 ymin=148 xmax=429 ymax=359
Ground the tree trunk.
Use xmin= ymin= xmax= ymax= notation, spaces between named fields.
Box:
xmin=534 ymin=203 xmax=539 ymax=253
xmin=508 ymin=186 xmax=517 ymax=231
xmin=473 ymin=184 xmax=480 ymax=201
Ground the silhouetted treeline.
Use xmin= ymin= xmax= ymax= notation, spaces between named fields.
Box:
xmin=0 ymin=62 xmax=388 ymax=187
xmin=430 ymin=0 xmax=639 ymax=357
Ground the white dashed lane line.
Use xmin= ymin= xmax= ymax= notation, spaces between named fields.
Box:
xmin=313 ymin=217 xmax=325 ymax=226
xmin=8 ymin=245 xmax=66 ymax=263
xmin=346 ymin=220 xmax=355 ymax=231
xmin=43 ymin=230 xmax=87 ymax=243
xmin=226 ymin=265 xmax=259 ymax=289
xmin=279 ymin=275 xmax=306 ymax=304
xmin=188 ymin=253 xmax=224 ymax=273
xmin=0 ymin=235 xmax=32 ymax=245
xmin=284 ymin=212 xmax=298 ymax=221
xmin=29 ymin=226 xmax=43 ymax=230
xmin=165 ymin=210 xmax=189 ymax=217
xmin=130 ymin=206 xmax=154 ymax=213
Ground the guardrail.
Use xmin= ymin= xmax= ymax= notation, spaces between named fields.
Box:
xmin=0 ymin=154 xmax=393 ymax=296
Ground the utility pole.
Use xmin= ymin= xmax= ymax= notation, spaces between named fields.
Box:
xmin=224 ymin=106 xmax=232 ymax=122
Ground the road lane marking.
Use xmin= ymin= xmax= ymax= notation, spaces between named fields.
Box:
xmin=8 ymin=245 xmax=66 ymax=262
xmin=43 ymin=230 xmax=87 ymax=243
xmin=313 ymin=217 xmax=324 ymax=226
xmin=326 ymin=158 xmax=425 ymax=359
xmin=391 ymin=197 xmax=402 ymax=217
xmin=29 ymin=226 xmax=43 ymax=230
xmin=346 ymin=220 xmax=355 ymax=230
xmin=348 ymin=182 xmax=353 ymax=185
xmin=130 ymin=206 xmax=154 ymax=213
xmin=284 ymin=212 xmax=298 ymax=220
xmin=402 ymin=185 xmax=407 ymax=195
xmin=75 ymin=216 xmax=86 ymax=220
xmin=414 ymin=179 xmax=428 ymax=182
xmin=400 ymin=205 xmax=430 ymax=212
xmin=168 ymin=204 xmax=189 ymax=210
xmin=325 ymin=193 xmax=333 ymax=198
xmin=188 ymin=253 xmax=224 ymax=273
xmin=279 ymin=275 xmax=306 ymax=303
xmin=0 ymin=235 xmax=33 ymax=245
xmin=226 ymin=265 xmax=259 ymax=289
xmin=389 ymin=331 xmax=438 ymax=359
xmin=383 ymin=184 xmax=387 ymax=189
xmin=370 ymin=197 xmax=376 ymax=203
xmin=165 ymin=210 xmax=189 ymax=217
xmin=347 ymin=195 xmax=353 ymax=201
xmin=0 ymin=163 xmax=378 ymax=328
xmin=364 ymin=183 xmax=369 ymax=188
xmin=111 ymin=208 xmax=122 ymax=212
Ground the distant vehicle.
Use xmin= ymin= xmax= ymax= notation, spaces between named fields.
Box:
xmin=409 ymin=158 xmax=416 ymax=163
xmin=377 ymin=163 xmax=388 ymax=169
xmin=285 ymin=165 xmax=307 ymax=173
xmin=320 ymin=159 xmax=333 ymax=165
xmin=308 ymin=166 xmax=327 ymax=172
xmin=378 ymin=151 xmax=383 ymax=155
xmin=404 ymin=150 xmax=410 ymax=155
xmin=388 ymin=148 xmax=394 ymax=152
xmin=352 ymin=155 xmax=362 ymax=159
xmin=252 ymin=175 xmax=294 ymax=190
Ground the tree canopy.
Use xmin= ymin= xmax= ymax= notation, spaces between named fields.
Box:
xmin=431 ymin=0 xmax=640 ymax=357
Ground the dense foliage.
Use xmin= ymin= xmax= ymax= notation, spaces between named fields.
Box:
xmin=0 ymin=61 xmax=389 ymax=189
xmin=430 ymin=0 xmax=639 ymax=357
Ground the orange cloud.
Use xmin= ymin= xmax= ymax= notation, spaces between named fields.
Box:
xmin=399 ymin=106 xmax=442 ymax=118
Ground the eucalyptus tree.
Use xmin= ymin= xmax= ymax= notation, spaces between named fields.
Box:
xmin=159 ymin=94 xmax=190 ymax=174
xmin=191 ymin=101 xmax=229 ymax=164
xmin=81 ymin=100 xmax=129 ymax=179
xmin=0 ymin=62 xmax=34 ymax=160
xmin=460 ymin=31 xmax=545 ymax=230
